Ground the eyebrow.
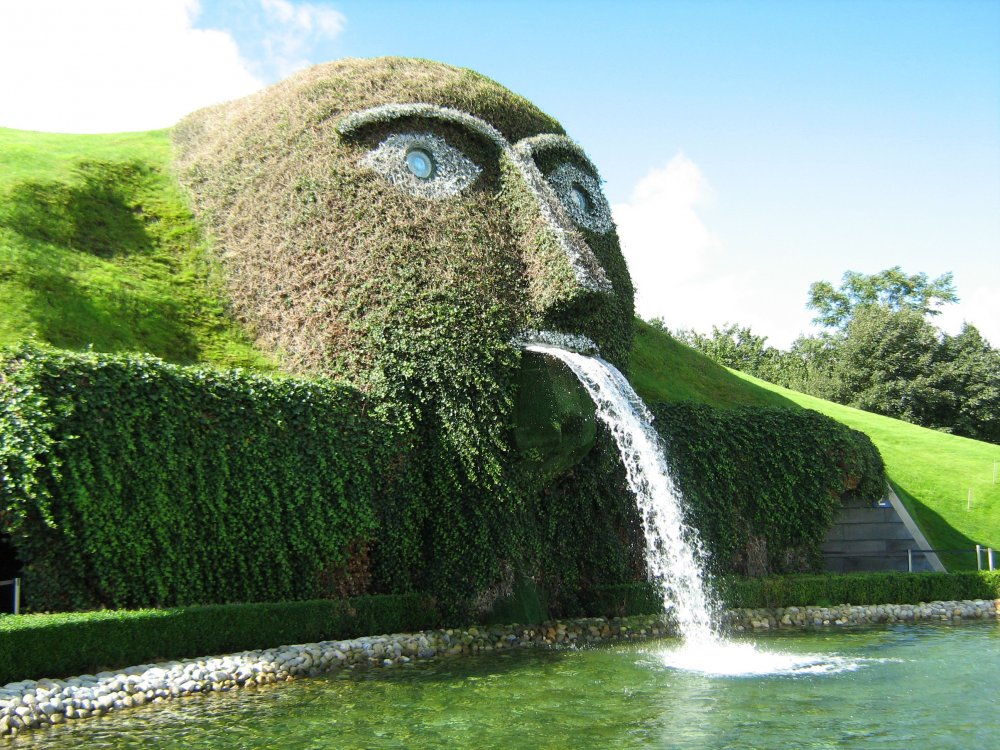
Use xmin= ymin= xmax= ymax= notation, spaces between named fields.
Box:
xmin=337 ymin=105 xmax=599 ymax=176
xmin=336 ymin=104 xmax=508 ymax=148
xmin=513 ymin=134 xmax=601 ymax=178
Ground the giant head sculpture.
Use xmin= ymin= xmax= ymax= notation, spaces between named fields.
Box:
xmin=175 ymin=57 xmax=635 ymax=477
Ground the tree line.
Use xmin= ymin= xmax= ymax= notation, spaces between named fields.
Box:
xmin=658 ymin=267 xmax=1000 ymax=445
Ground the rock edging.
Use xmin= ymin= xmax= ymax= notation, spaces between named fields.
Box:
xmin=724 ymin=598 xmax=999 ymax=630
xmin=2 ymin=599 xmax=998 ymax=739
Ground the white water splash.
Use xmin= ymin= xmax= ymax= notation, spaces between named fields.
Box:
xmin=525 ymin=344 xmax=717 ymax=645
xmin=651 ymin=641 xmax=886 ymax=677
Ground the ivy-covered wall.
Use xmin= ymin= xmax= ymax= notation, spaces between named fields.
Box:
xmin=651 ymin=402 xmax=886 ymax=577
xmin=0 ymin=345 xmax=384 ymax=611
xmin=0 ymin=345 xmax=647 ymax=617
xmin=1 ymin=344 xmax=886 ymax=615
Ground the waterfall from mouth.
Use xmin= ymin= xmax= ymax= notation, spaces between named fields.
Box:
xmin=525 ymin=344 xmax=717 ymax=645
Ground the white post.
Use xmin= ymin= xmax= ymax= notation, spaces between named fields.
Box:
xmin=907 ymin=548 xmax=913 ymax=573
xmin=976 ymin=544 xmax=982 ymax=571
xmin=12 ymin=578 xmax=19 ymax=615
xmin=989 ymin=548 xmax=995 ymax=572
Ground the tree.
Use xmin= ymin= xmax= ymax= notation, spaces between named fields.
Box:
xmin=808 ymin=267 xmax=958 ymax=329
xmin=782 ymin=332 xmax=845 ymax=402
xmin=833 ymin=306 xmax=954 ymax=427
xmin=941 ymin=324 xmax=1000 ymax=443
xmin=673 ymin=323 xmax=775 ymax=376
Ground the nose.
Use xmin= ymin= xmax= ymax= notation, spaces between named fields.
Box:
xmin=503 ymin=149 xmax=612 ymax=321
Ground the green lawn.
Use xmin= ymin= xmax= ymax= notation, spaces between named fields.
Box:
xmin=630 ymin=319 xmax=795 ymax=409
xmin=732 ymin=370 xmax=1000 ymax=569
xmin=0 ymin=127 xmax=274 ymax=370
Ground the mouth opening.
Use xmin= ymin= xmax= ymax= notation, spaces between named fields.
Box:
xmin=512 ymin=329 xmax=600 ymax=356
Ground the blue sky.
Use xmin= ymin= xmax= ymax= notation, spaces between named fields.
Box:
xmin=1 ymin=0 xmax=997 ymax=347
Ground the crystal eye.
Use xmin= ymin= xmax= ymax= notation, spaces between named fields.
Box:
xmin=546 ymin=163 xmax=613 ymax=234
xmin=570 ymin=184 xmax=591 ymax=213
xmin=361 ymin=133 xmax=481 ymax=199
xmin=405 ymin=148 xmax=434 ymax=179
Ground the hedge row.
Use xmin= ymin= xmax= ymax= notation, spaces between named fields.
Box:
xmin=0 ymin=593 xmax=441 ymax=684
xmin=0 ymin=344 xmax=385 ymax=611
xmin=590 ymin=572 xmax=1000 ymax=617
xmin=7 ymin=573 xmax=998 ymax=684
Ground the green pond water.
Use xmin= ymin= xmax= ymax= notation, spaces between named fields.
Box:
xmin=13 ymin=621 xmax=999 ymax=749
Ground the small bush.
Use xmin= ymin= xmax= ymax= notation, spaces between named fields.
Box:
xmin=591 ymin=572 xmax=1000 ymax=617
xmin=0 ymin=593 xmax=441 ymax=684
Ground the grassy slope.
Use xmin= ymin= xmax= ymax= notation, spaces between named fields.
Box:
xmin=630 ymin=319 xmax=796 ymax=409
xmin=0 ymin=127 xmax=273 ymax=369
xmin=628 ymin=321 xmax=1000 ymax=570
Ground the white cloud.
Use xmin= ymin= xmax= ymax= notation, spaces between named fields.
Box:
xmin=0 ymin=0 xmax=347 ymax=134
xmin=612 ymin=153 xmax=724 ymax=325
xmin=612 ymin=153 xmax=819 ymax=349
xmin=260 ymin=0 xmax=346 ymax=78
xmin=0 ymin=0 xmax=262 ymax=133
xmin=937 ymin=284 xmax=1000 ymax=347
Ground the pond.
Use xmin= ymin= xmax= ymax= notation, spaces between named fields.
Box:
xmin=12 ymin=621 xmax=998 ymax=749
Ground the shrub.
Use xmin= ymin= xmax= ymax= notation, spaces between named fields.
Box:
xmin=590 ymin=572 xmax=1000 ymax=616
xmin=0 ymin=593 xmax=441 ymax=684
xmin=718 ymin=571 xmax=1000 ymax=608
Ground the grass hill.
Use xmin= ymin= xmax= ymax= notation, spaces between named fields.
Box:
xmin=0 ymin=127 xmax=273 ymax=370
xmin=2 ymin=126 xmax=996 ymax=571
xmin=731 ymin=370 xmax=1000 ymax=571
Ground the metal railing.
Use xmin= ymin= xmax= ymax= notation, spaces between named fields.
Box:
xmin=0 ymin=577 xmax=20 ymax=615
xmin=975 ymin=545 xmax=996 ymax=572
xmin=904 ymin=548 xmax=996 ymax=573
xmin=823 ymin=547 xmax=994 ymax=573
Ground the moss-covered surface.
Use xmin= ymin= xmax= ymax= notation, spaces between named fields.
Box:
xmin=169 ymin=57 xmax=642 ymax=618
xmin=513 ymin=352 xmax=596 ymax=477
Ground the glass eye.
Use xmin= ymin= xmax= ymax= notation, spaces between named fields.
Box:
xmin=570 ymin=184 xmax=591 ymax=213
xmin=405 ymin=148 xmax=434 ymax=179
xmin=362 ymin=133 xmax=481 ymax=199
xmin=546 ymin=163 xmax=613 ymax=234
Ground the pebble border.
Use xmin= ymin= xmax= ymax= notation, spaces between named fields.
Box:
xmin=2 ymin=598 xmax=998 ymax=739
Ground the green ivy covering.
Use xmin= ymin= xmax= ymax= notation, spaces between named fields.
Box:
xmin=0 ymin=344 xmax=383 ymax=611
xmin=652 ymin=403 xmax=886 ymax=576
xmin=0 ymin=59 xmax=889 ymax=621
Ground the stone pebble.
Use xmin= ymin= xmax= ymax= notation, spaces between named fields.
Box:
xmin=1 ymin=599 xmax=997 ymax=738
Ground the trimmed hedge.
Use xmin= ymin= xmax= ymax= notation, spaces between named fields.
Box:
xmin=590 ymin=572 xmax=1000 ymax=617
xmin=0 ymin=593 xmax=441 ymax=684
xmin=718 ymin=571 xmax=1000 ymax=609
